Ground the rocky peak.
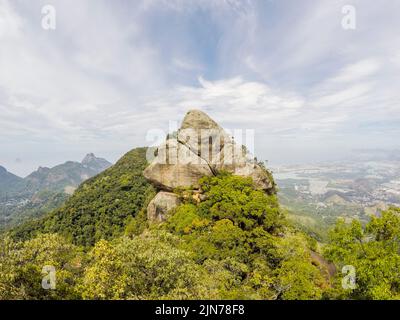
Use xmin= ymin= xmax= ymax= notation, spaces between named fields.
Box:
xmin=81 ymin=153 xmax=112 ymax=171
xmin=37 ymin=166 xmax=50 ymax=174
xmin=81 ymin=153 xmax=97 ymax=165
xmin=143 ymin=109 xmax=276 ymax=222
xmin=180 ymin=109 xmax=221 ymax=130
xmin=177 ymin=110 xmax=231 ymax=164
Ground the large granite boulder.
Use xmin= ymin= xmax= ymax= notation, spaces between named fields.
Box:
xmin=143 ymin=138 xmax=213 ymax=191
xmin=147 ymin=191 xmax=181 ymax=222
xmin=144 ymin=109 xmax=276 ymax=222
xmin=177 ymin=110 xmax=231 ymax=166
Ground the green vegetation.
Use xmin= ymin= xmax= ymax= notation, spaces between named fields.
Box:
xmin=0 ymin=166 xmax=26 ymax=201
xmin=0 ymin=234 xmax=82 ymax=299
xmin=1 ymin=171 xmax=328 ymax=300
xmin=324 ymin=207 xmax=400 ymax=299
xmin=0 ymin=191 xmax=69 ymax=232
xmin=2 ymin=148 xmax=400 ymax=300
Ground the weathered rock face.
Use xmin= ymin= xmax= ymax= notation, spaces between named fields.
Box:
xmin=177 ymin=110 xmax=230 ymax=163
xmin=143 ymin=139 xmax=214 ymax=191
xmin=147 ymin=191 xmax=181 ymax=222
xmin=234 ymin=162 xmax=275 ymax=191
xmin=144 ymin=109 xmax=276 ymax=222
xmin=208 ymin=139 xmax=274 ymax=191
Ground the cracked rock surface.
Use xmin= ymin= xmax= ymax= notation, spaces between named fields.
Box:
xmin=143 ymin=109 xmax=276 ymax=222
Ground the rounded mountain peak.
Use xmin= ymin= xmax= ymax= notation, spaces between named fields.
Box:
xmin=180 ymin=109 xmax=221 ymax=130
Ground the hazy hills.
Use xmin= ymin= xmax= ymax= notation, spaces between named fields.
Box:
xmin=0 ymin=154 xmax=112 ymax=229
xmin=0 ymin=166 xmax=26 ymax=199
xmin=0 ymin=165 xmax=22 ymax=186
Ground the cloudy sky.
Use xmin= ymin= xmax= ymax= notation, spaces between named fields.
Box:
xmin=1 ymin=0 xmax=399 ymax=176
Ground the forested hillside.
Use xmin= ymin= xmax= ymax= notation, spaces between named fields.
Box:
xmin=11 ymin=148 xmax=155 ymax=246
xmin=2 ymin=170 xmax=330 ymax=299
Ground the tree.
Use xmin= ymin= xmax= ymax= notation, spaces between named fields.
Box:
xmin=164 ymin=173 xmax=326 ymax=299
xmin=324 ymin=208 xmax=400 ymax=299
xmin=273 ymin=234 xmax=325 ymax=300
xmin=78 ymin=239 xmax=127 ymax=299
xmin=0 ymin=234 xmax=81 ymax=299
xmin=79 ymin=230 xmax=207 ymax=299
xmin=197 ymin=173 xmax=283 ymax=232
xmin=2 ymin=171 xmax=331 ymax=300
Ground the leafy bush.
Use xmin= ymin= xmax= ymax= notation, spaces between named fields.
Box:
xmin=324 ymin=207 xmax=400 ymax=299
xmin=162 ymin=173 xmax=325 ymax=299
xmin=0 ymin=234 xmax=81 ymax=299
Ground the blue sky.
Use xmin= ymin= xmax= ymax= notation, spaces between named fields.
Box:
xmin=0 ymin=0 xmax=399 ymax=176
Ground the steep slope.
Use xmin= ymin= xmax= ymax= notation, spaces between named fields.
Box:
xmin=0 ymin=166 xmax=25 ymax=200
xmin=11 ymin=147 xmax=155 ymax=246
xmin=0 ymin=166 xmax=32 ymax=229
xmin=0 ymin=165 xmax=22 ymax=186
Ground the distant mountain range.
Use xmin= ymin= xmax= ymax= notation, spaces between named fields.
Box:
xmin=0 ymin=154 xmax=112 ymax=229
xmin=23 ymin=153 xmax=112 ymax=195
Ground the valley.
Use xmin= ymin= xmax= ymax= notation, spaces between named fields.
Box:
xmin=272 ymin=159 xmax=400 ymax=238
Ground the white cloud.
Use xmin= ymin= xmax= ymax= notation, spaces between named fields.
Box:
xmin=311 ymin=82 xmax=374 ymax=108
xmin=0 ymin=0 xmax=21 ymax=38
xmin=331 ymin=59 xmax=381 ymax=83
xmin=141 ymin=76 xmax=305 ymax=128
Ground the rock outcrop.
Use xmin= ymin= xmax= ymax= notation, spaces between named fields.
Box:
xmin=143 ymin=139 xmax=213 ymax=191
xmin=143 ymin=109 xmax=276 ymax=222
xmin=147 ymin=191 xmax=181 ymax=222
xmin=177 ymin=110 xmax=230 ymax=164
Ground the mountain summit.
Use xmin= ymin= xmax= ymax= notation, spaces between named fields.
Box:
xmin=25 ymin=155 xmax=111 ymax=193
xmin=81 ymin=153 xmax=112 ymax=172
xmin=144 ymin=109 xmax=276 ymax=222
